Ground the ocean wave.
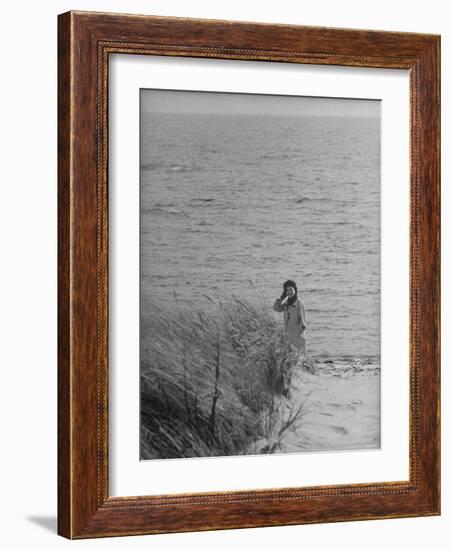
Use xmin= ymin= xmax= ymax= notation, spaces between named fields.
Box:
xmin=141 ymin=161 xmax=201 ymax=173
xmin=141 ymin=161 xmax=160 ymax=171
xmin=147 ymin=205 xmax=188 ymax=216
xmin=167 ymin=164 xmax=200 ymax=173
xmin=295 ymin=197 xmax=334 ymax=204
xmin=260 ymin=153 xmax=291 ymax=160
xmin=190 ymin=198 xmax=216 ymax=206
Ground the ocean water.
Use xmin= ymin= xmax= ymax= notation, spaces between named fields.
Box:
xmin=140 ymin=112 xmax=380 ymax=359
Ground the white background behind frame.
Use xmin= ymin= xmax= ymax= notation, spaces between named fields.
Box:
xmin=1 ymin=0 xmax=449 ymax=548
xmin=109 ymin=54 xmax=409 ymax=497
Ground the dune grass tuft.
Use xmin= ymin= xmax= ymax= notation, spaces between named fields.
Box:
xmin=140 ymin=297 xmax=305 ymax=459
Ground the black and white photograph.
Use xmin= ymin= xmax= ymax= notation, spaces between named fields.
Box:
xmin=139 ymin=89 xmax=381 ymax=460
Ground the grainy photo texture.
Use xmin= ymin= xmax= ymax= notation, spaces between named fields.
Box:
xmin=140 ymin=90 xmax=381 ymax=460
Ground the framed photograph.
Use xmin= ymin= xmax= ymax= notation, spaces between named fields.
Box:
xmin=58 ymin=11 xmax=440 ymax=539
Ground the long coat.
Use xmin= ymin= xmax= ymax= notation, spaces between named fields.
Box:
xmin=273 ymin=296 xmax=307 ymax=351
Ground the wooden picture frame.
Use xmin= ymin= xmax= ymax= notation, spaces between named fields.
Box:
xmin=58 ymin=11 xmax=440 ymax=539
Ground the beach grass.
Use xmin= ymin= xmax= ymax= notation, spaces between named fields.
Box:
xmin=140 ymin=296 xmax=304 ymax=459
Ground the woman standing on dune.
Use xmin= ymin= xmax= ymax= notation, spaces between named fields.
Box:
xmin=273 ymin=279 xmax=307 ymax=355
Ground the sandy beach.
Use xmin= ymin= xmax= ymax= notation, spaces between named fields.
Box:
xmin=281 ymin=360 xmax=381 ymax=453
xmin=247 ymin=359 xmax=381 ymax=456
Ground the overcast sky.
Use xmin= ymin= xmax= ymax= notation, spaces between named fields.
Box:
xmin=141 ymin=89 xmax=380 ymax=118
